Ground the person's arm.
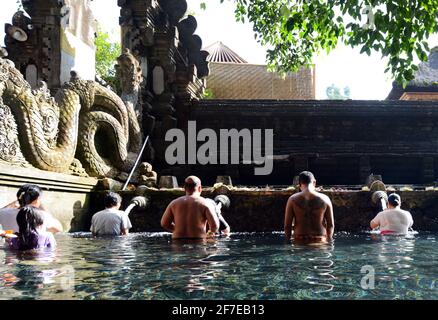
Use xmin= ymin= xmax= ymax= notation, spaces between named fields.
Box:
xmin=161 ymin=203 xmax=175 ymax=232
xmin=324 ymin=198 xmax=334 ymax=240
xmin=205 ymin=203 xmax=219 ymax=235
xmin=42 ymin=212 xmax=63 ymax=233
xmin=284 ymin=197 xmax=295 ymax=240
xmin=90 ymin=216 xmax=97 ymax=236
xmin=218 ymin=213 xmax=231 ymax=235
xmin=408 ymin=213 xmax=414 ymax=228
xmin=2 ymin=200 xmax=19 ymax=209
xmin=120 ymin=215 xmax=132 ymax=236
xmin=370 ymin=213 xmax=381 ymax=229
xmin=47 ymin=233 xmax=57 ymax=248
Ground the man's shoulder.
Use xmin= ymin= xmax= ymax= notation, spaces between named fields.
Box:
xmin=93 ymin=209 xmax=112 ymax=217
xmin=289 ymin=192 xmax=302 ymax=201
xmin=315 ymin=192 xmax=332 ymax=204
xmin=200 ymin=197 xmax=216 ymax=211
xmin=169 ymin=196 xmax=188 ymax=205
xmin=93 ymin=209 xmax=125 ymax=219
xmin=398 ymin=208 xmax=413 ymax=217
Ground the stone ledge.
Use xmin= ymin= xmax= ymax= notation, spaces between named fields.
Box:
xmin=0 ymin=163 xmax=98 ymax=193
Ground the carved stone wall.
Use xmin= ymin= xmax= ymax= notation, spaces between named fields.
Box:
xmin=5 ymin=0 xmax=63 ymax=92
xmin=118 ymin=0 xmax=209 ymax=167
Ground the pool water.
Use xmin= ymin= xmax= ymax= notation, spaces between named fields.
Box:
xmin=0 ymin=232 xmax=437 ymax=300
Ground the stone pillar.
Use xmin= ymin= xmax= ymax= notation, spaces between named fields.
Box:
xmin=4 ymin=0 xmax=96 ymax=93
xmin=118 ymin=0 xmax=209 ymax=169
xmin=118 ymin=0 xmax=160 ymax=162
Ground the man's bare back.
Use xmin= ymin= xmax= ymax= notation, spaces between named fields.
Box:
xmin=161 ymin=176 xmax=219 ymax=239
xmin=284 ymin=172 xmax=334 ymax=243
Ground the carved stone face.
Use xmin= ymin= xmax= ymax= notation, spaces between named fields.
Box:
xmin=139 ymin=162 xmax=152 ymax=173
xmin=116 ymin=49 xmax=143 ymax=94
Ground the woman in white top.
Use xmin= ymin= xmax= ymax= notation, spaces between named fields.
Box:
xmin=0 ymin=184 xmax=63 ymax=234
xmin=370 ymin=193 xmax=413 ymax=235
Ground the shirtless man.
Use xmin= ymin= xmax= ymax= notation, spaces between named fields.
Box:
xmin=284 ymin=171 xmax=334 ymax=243
xmin=161 ymin=176 xmax=219 ymax=239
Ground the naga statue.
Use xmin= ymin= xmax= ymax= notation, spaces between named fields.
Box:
xmin=0 ymin=51 xmax=143 ymax=180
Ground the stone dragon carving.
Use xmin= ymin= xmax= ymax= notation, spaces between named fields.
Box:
xmin=0 ymin=55 xmax=142 ymax=180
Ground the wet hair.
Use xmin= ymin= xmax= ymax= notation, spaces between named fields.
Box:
xmin=388 ymin=193 xmax=401 ymax=207
xmin=298 ymin=171 xmax=315 ymax=186
xmin=104 ymin=192 xmax=122 ymax=208
xmin=17 ymin=184 xmax=42 ymax=207
xmin=184 ymin=176 xmax=201 ymax=193
xmin=16 ymin=206 xmax=44 ymax=250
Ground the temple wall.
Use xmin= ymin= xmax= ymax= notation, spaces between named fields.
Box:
xmin=90 ymin=189 xmax=438 ymax=233
xmin=157 ymin=99 xmax=438 ymax=186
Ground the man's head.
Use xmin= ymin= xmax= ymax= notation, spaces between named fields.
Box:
xmin=387 ymin=193 xmax=401 ymax=209
xmin=298 ymin=171 xmax=316 ymax=190
xmin=184 ymin=176 xmax=202 ymax=195
xmin=104 ymin=192 xmax=122 ymax=209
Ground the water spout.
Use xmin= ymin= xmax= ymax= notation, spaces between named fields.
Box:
xmin=124 ymin=203 xmax=136 ymax=216
xmin=124 ymin=196 xmax=149 ymax=215
xmin=371 ymin=191 xmax=388 ymax=212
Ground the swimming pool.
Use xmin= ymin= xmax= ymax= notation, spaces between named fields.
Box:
xmin=0 ymin=232 xmax=437 ymax=300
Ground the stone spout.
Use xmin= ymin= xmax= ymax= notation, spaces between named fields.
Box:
xmin=124 ymin=196 xmax=149 ymax=216
xmin=371 ymin=191 xmax=388 ymax=212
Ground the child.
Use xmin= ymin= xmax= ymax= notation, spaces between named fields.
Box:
xmin=4 ymin=206 xmax=56 ymax=250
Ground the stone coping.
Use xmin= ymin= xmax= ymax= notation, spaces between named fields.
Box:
xmin=0 ymin=163 xmax=98 ymax=193
xmin=196 ymin=99 xmax=438 ymax=115
xmin=120 ymin=186 xmax=438 ymax=197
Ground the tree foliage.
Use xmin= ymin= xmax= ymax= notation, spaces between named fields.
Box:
xmin=203 ymin=0 xmax=438 ymax=85
xmin=95 ymin=28 xmax=121 ymax=92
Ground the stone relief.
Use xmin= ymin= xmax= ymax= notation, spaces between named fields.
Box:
xmin=0 ymin=56 xmax=142 ymax=180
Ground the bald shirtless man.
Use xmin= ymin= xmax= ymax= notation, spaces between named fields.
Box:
xmin=161 ymin=176 xmax=219 ymax=239
xmin=284 ymin=171 xmax=334 ymax=244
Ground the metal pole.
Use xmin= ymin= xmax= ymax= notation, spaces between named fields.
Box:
xmin=122 ymin=135 xmax=150 ymax=191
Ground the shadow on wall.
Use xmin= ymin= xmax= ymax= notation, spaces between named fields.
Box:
xmin=69 ymin=199 xmax=93 ymax=232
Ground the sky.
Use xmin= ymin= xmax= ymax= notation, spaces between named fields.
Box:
xmin=1 ymin=0 xmax=436 ymax=100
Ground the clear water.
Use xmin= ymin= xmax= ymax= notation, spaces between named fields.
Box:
xmin=0 ymin=232 xmax=437 ymax=300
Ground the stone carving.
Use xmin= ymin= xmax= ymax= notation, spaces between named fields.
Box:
xmin=116 ymin=48 xmax=143 ymax=124
xmin=138 ymin=162 xmax=158 ymax=187
xmin=115 ymin=48 xmax=153 ymax=164
xmin=0 ymin=56 xmax=141 ymax=180
xmin=0 ymin=101 xmax=30 ymax=167
xmin=177 ymin=15 xmax=210 ymax=79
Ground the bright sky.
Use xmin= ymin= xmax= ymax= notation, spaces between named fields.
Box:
xmin=1 ymin=0 xmax=437 ymax=100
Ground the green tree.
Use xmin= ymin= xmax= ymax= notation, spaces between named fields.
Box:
xmin=203 ymin=0 xmax=437 ymax=85
xmin=326 ymin=84 xmax=351 ymax=100
xmin=95 ymin=28 xmax=121 ymax=92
